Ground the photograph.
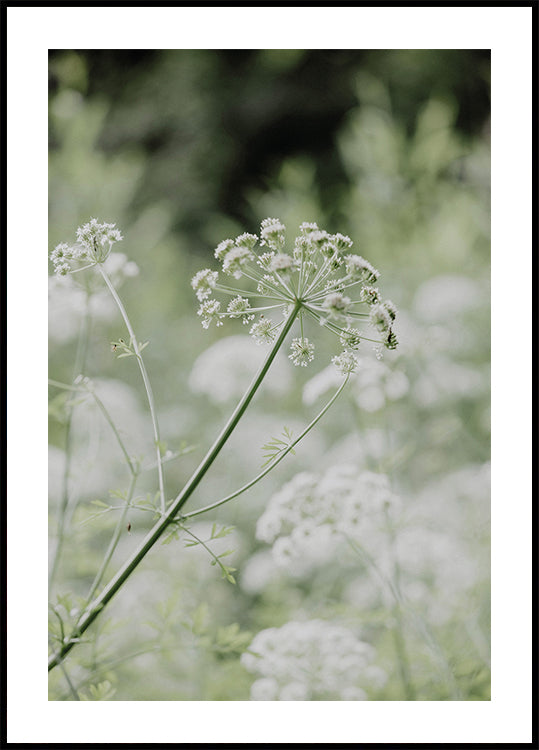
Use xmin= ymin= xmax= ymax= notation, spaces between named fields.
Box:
xmin=47 ymin=47 xmax=492 ymax=703
xmin=4 ymin=3 xmax=534 ymax=746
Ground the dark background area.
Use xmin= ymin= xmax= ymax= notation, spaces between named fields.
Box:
xmin=49 ymin=49 xmax=490 ymax=242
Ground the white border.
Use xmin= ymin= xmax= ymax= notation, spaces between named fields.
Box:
xmin=6 ymin=4 xmax=533 ymax=745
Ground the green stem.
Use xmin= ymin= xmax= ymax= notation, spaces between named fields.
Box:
xmin=49 ymin=293 xmax=91 ymax=590
xmin=48 ymin=301 xmax=301 ymax=671
xmin=58 ymin=660 xmax=80 ymax=701
xmin=99 ymin=266 xmax=166 ymax=514
xmin=84 ymin=382 xmax=137 ymax=477
xmin=183 ymin=375 xmax=349 ymax=520
xmin=48 ymin=378 xmax=137 ymax=478
xmin=85 ymin=472 xmax=138 ymax=603
xmin=384 ymin=511 xmax=416 ymax=700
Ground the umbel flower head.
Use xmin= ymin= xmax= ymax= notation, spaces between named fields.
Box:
xmin=191 ymin=219 xmax=398 ymax=371
xmin=50 ymin=218 xmax=123 ymax=275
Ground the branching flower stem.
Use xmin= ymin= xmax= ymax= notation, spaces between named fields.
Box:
xmin=183 ymin=374 xmax=349 ymax=520
xmin=48 ymin=301 xmax=302 ymax=672
xmin=98 ymin=266 xmax=166 ymax=515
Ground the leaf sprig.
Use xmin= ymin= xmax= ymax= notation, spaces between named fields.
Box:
xmin=261 ymin=426 xmax=296 ymax=468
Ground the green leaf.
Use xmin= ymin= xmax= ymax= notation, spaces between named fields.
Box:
xmin=80 ymin=680 xmax=116 ymax=701
xmin=210 ymin=524 xmax=235 ymax=539
xmin=260 ymin=426 xmax=295 ymax=467
xmin=90 ymin=499 xmax=109 ymax=508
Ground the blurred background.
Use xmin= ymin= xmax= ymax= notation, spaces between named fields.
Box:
xmin=48 ymin=49 xmax=491 ymax=701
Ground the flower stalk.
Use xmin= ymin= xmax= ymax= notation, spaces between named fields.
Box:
xmin=49 ymin=216 xmax=398 ymax=674
xmin=48 ymin=302 xmax=301 ymax=671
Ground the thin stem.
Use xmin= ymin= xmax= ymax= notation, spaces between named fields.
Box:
xmin=83 ymin=382 xmax=137 ymax=477
xmin=48 ymin=379 xmax=137 ymax=477
xmin=48 ymin=302 xmax=301 ymax=671
xmin=184 ymin=375 xmax=349 ymax=519
xmin=180 ymin=526 xmax=229 ymax=574
xmin=49 ymin=293 xmax=91 ymax=590
xmin=98 ymin=266 xmax=166 ymax=514
xmin=345 ymin=536 xmax=461 ymax=699
xmin=58 ymin=660 xmax=80 ymax=701
xmin=85 ymin=472 xmax=138 ymax=603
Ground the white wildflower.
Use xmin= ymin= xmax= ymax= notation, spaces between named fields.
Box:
xmin=288 ymin=337 xmax=315 ymax=367
xmin=191 ymin=269 xmax=218 ymax=301
xmin=242 ymin=619 xmax=384 ymax=701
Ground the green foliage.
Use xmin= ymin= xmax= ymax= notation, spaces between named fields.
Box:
xmin=80 ymin=680 xmax=116 ymax=701
xmin=260 ymin=426 xmax=295 ymax=468
xmin=111 ymin=337 xmax=149 ymax=359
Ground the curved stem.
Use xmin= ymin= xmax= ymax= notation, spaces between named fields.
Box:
xmin=98 ymin=266 xmax=166 ymax=514
xmin=85 ymin=472 xmax=138 ymax=603
xmin=183 ymin=375 xmax=349 ymax=520
xmin=48 ymin=301 xmax=301 ymax=671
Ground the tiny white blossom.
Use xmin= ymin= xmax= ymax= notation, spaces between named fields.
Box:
xmin=322 ymin=292 xmax=351 ymax=317
xmin=197 ymin=299 xmax=223 ymax=329
xmin=235 ymin=232 xmax=258 ymax=251
xmin=269 ymin=253 xmax=295 ymax=273
xmin=214 ymin=238 xmax=235 ymax=261
xmin=260 ymin=217 xmax=286 ymax=251
xmin=370 ymin=303 xmax=392 ymax=332
xmin=227 ymin=296 xmax=254 ymax=323
xmin=288 ymin=337 xmax=315 ymax=367
xmin=250 ymin=317 xmax=276 ymax=345
xmin=332 ymin=351 xmax=359 ymax=375
xmin=222 ymin=246 xmax=255 ymax=278
xmin=339 ymin=326 xmax=362 ymax=351
xmin=345 ymin=254 xmax=379 ymax=283
xmin=191 ymin=269 xmax=218 ymax=301
xmin=360 ymin=286 xmax=381 ymax=305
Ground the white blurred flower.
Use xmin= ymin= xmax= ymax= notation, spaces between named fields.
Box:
xmin=256 ymin=465 xmax=400 ymax=574
xmin=239 ymin=550 xmax=279 ymax=595
xmin=250 ymin=677 xmax=279 ymax=701
xmin=241 ymin=619 xmax=384 ymax=700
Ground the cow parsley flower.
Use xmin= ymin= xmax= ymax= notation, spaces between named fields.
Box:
xmin=332 ymin=351 xmax=359 ymax=375
xmin=227 ymin=296 xmax=254 ymax=323
xmin=241 ymin=619 xmax=385 ymax=701
xmin=256 ymin=465 xmax=400 ymax=574
xmin=50 ymin=219 xmax=123 ymax=275
xmin=250 ymin=317 xmax=277 ymax=345
xmin=197 ymin=299 xmax=223 ymax=329
xmin=288 ymin=337 xmax=315 ymax=367
xmin=191 ymin=269 xmax=218 ymax=301
xmin=191 ymin=218 xmax=398 ymax=368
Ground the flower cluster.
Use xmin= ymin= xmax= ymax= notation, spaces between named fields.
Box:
xmin=241 ymin=619 xmax=385 ymax=700
xmin=50 ymin=218 xmax=123 ymax=276
xmin=256 ymin=465 xmax=400 ymax=574
xmin=191 ymin=219 xmax=398 ymax=371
